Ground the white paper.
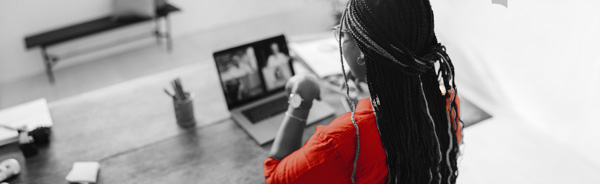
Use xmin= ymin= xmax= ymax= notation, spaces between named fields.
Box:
xmin=66 ymin=162 xmax=100 ymax=183
xmin=290 ymin=37 xmax=349 ymax=78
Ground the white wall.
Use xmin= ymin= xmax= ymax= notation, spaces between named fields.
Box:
xmin=432 ymin=0 xmax=600 ymax=165
xmin=0 ymin=0 xmax=308 ymax=84
xmin=0 ymin=0 xmax=111 ymax=84
xmin=168 ymin=0 xmax=306 ymax=36
xmin=505 ymin=0 xmax=600 ymax=165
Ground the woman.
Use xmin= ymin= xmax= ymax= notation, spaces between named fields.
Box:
xmin=264 ymin=0 xmax=462 ymax=183
xmin=266 ymin=42 xmax=290 ymax=68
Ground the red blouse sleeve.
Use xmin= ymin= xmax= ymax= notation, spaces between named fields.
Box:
xmin=263 ymin=125 xmax=351 ymax=184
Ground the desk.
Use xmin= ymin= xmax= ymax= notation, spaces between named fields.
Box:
xmin=0 ymin=56 xmax=489 ymax=183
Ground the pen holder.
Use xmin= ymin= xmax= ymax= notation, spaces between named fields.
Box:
xmin=173 ymin=92 xmax=196 ymax=128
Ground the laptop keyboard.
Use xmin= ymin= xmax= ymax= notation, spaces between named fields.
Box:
xmin=242 ymin=96 xmax=289 ymax=124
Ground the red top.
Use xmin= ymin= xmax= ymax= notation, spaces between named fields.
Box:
xmin=264 ymin=92 xmax=462 ymax=184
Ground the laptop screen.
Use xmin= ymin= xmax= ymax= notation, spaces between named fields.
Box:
xmin=213 ymin=35 xmax=294 ymax=109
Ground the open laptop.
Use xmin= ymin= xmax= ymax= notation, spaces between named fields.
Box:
xmin=213 ymin=35 xmax=335 ymax=145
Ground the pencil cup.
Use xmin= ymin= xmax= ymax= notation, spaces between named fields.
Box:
xmin=173 ymin=93 xmax=196 ymax=128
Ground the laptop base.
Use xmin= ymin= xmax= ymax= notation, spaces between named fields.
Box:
xmin=231 ymin=92 xmax=335 ymax=145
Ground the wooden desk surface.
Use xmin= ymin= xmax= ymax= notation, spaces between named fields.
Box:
xmin=0 ymin=56 xmax=489 ymax=183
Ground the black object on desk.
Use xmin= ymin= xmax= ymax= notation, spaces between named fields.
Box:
xmin=24 ymin=4 xmax=181 ymax=83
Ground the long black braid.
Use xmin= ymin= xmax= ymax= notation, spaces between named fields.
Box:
xmin=338 ymin=0 xmax=462 ymax=183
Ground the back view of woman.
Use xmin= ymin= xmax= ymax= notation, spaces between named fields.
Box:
xmin=264 ymin=0 xmax=462 ymax=183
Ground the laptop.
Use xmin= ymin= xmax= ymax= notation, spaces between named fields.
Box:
xmin=213 ymin=35 xmax=335 ymax=145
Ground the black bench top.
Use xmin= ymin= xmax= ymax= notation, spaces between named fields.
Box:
xmin=25 ymin=4 xmax=180 ymax=49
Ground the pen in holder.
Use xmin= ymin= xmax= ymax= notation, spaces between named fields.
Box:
xmin=165 ymin=78 xmax=196 ymax=128
xmin=173 ymin=92 xmax=195 ymax=127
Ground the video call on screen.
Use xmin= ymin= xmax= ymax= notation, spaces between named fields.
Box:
xmin=215 ymin=40 xmax=293 ymax=106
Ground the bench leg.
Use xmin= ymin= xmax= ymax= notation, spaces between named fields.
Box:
xmin=165 ymin=15 xmax=173 ymax=52
xmin=41 ymin=47 xmax=56 ymax=84
xmin=154 ymin=18 xmax=162 ymax=45
xmin=154 ymin=16 xmax=172 ymax=52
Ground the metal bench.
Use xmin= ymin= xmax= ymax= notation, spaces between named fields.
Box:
xmin=24 ymin=4 xmax=180 ymax=83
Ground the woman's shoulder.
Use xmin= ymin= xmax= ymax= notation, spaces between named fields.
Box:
xmin=318 ymin=112 xmax=353 ymax=139
xmin=316 ymin=98 xmax=376 ymax=142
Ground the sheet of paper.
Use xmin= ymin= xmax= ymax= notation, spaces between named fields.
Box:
xmin=0 ymin=128 xmax=17 ymax=146
xmin=290 ymin=37 xmax=349 ymax=78
xmin=66 ymin=162 xmax=100 ymax=183
xmin=0 ymin=99 xmax=53 ymax=146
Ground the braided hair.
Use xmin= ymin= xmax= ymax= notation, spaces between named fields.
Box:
xmin=338 ymin=0 xmax=462 ymax=183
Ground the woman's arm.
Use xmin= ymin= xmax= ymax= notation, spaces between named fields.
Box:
xmin=268 ymin=105 xmax=311 ymax=160
xmin=268 ymin=74 xmax=320 ymax=160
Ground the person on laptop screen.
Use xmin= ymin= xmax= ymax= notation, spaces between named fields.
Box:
xmin=216 ymin=47 xmax=263 ymax=104
xmin=262 ymin=42 xmax=292 ymax=91
xmin=264 ymin=0 xmax=463 ymax=183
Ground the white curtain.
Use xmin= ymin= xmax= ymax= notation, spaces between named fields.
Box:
xmin=431 ymin=0 xmax=600 ymax=165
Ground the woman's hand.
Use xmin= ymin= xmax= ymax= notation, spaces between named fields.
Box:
xmin=270 ymin=74 xmax=321 ymax=160
xmin=285 ymin=74 xmax=321 ymax=107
